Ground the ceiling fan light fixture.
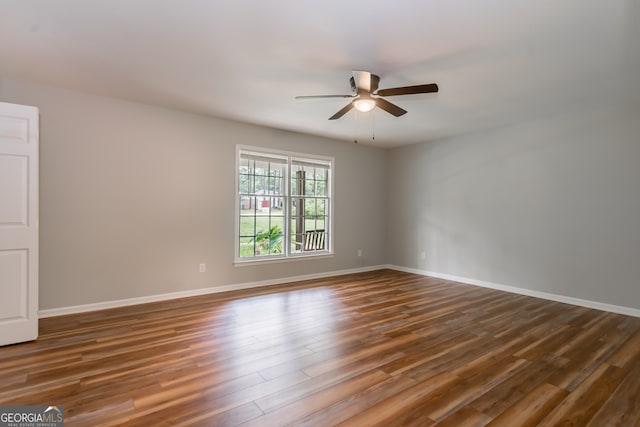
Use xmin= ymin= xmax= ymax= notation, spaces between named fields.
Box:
xmin=353 ymin=98 xmax=376 ymax=112
xmin=295 ymin=70 xmax=438 ymax=120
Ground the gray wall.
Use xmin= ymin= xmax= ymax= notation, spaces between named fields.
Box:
xmin=0 ymin=78 xmax=388 ymax=310
xmin=387 ymin=103 xmax=640 ymax=310
xmin=3 ymin=75 xmax=639 ymax=313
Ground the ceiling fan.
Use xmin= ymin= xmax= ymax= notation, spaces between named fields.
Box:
xmin=295 ymin=70 xmax=438 ymax=120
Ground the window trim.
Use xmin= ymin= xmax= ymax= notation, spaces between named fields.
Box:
xmin=234 ymin=145 xmax=334 ymax=265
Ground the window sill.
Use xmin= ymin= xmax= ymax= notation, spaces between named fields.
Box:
xmin=234 ymin=252 xmax=334 ymax=267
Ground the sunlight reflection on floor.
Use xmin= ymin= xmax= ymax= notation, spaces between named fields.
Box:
xmin=214 ymin=286 xmax=345 ymax=382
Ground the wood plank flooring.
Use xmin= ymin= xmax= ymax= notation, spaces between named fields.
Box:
xmin=1 ymin=269 xmax=640 ymax=426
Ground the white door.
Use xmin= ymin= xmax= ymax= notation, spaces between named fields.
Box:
xmin=0 ymin=102 xmax=39 ymax=346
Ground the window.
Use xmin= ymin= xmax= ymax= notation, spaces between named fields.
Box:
xmin=236 ymin=146 xmax=333 ymax=262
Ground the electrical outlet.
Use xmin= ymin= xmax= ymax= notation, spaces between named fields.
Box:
xmin=420 ymin=252 xmax=426 ymax=260
xmin=357 ymin=249 xmax=362 ymax=257
xmin=199 ymin=263 xmax=206 ymax=273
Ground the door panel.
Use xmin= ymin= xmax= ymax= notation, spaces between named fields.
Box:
xmin=0 ymin=102 xmax=39 ymax=346
xmin=0 ymin=249 xmax=28 ymax=319
xmin=0 ymin=154 xmax=29 ymax=227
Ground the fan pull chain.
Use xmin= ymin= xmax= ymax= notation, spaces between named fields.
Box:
xmin=354 ymin=109 xmax=358 ymax=144
xmin=372 ymin=110 xmax=375 ymax=142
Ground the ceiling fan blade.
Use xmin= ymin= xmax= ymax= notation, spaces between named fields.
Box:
xmin=375 ymin=98 xmax=407 ymax=117
xmin=376 ymin=83 xmax=439 ymax=97
xmin=329 ymin=102 xmax=354 ymax=120
xmin=295 ymin=94 xmax=354 ymax=99
xmin=352 ymin=70 xmax=372 ymax=92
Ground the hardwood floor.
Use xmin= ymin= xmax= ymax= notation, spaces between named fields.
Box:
xmin=1 ymin=269 xmax=640 ymax=426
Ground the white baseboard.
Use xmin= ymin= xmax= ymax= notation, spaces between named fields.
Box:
xmin=385 ymin=264 xmax=640 ymax=318
xmin=38 ymin=265 xmax=386 ymax=318
xmin=40 ymin=264 xmax=640 ymax=319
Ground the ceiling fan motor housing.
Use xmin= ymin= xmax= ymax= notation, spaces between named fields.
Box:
xmin=370 ymin=74 xmax=380 ymax=93
xmin=350 ymin=74 xmax=380 ymax=93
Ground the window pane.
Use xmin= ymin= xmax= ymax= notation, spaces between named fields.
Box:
xmin=271 ymin=215 xmax=284 ymax=231
xmin=254 ymin=226 xmax=283 ymax=256
xmin=270 ymin=196 xmax=284 ymax=211
xmin=305 ymin=178 xmax=315 ymax=196
xmin=239 ymin=196 xmax=252 ymax=211
xmin=305 ymin=218 xmax=316 ymax=231
xmin=255 ymin=160 xmax=268 ymax=175
xmin=305 ymin=199 xmax=317 ymax=218
xmin=317 ymin=199 xmax=326 ymax=216
xmin=238 ymin=149 xmax=331 ymax=260
xmin=268 ymin=176 xmax=276 ymax=194
xmin=291 ymin=226 xmax=304 ymax=253
xmin=291 ymin=169 xmax=306 ymax=196
xmin=238 ymin=174 xmax=255 ymax=194
xmin=256 ymin=178 xmax=264 ymax=193
xmin=239 ymin=213 xmax=257 ymax=237
xmin=239 ymin=174 xmax=250 ymax=194
xmin=254 ymin=214 xmax=270 ymax=233
xmin=239 ymin=237 xmax=255 ymax=257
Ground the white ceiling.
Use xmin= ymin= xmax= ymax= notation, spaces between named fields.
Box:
xmin=1 ymin=0 xmax=638 ymax=147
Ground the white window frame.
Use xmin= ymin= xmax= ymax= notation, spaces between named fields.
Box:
xmin=234 ymin=145 xmax=334 ymax=265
